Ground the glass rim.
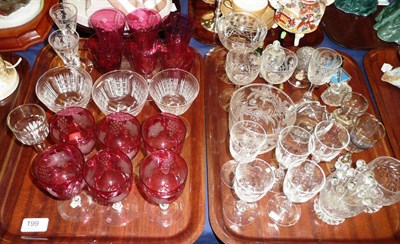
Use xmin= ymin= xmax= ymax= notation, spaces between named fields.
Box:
xmin=7 ymin=103 xmax=47 ymax=133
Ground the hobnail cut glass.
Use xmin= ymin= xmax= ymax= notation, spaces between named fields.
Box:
xmin=35 ymin=67 xmax=93 ymax=113
xmin=149 ymin=68 xmax=199 ymax=115
xmin=92 ymin=70 xmax=149 ymax=116
xmin=229 ymin=84 xmax=297 ymax=153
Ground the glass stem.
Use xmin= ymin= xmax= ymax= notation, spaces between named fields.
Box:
xmin=303 ymin=84 xmax=316 ymax=101
xmin=33 ymin=142 xmax=47 ymax=153
xmin=159 ymin=203 xmax=170 ymax=211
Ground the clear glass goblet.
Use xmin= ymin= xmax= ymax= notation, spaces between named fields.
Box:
xmin=271 ymin=125 xmax=314 ymax=193
xmin=139 ymin=150 xmax=188 ymax=227
xmin=288 ymin=46 xmax=315 ymax=88
xmin=48 ymin=29 xmax=93 ymax=73
xmin=216 ymin=11 xmax=267 ymax=84
xmin=260 ymin=41 xmax=298 ymax=85
xmin=84 ymin=148 xmax=137 ymax=227
xmin=148 ymin=68 xmax=200 ymax=136
xmin=303 ymin=48 xmax=342 ymax=101
xmin=223 ymin=158 xmax=275 ymax=226
xmin=49 ymin=2 xmax=78 ymax=31
xmin=219 ymin=48 xmax=261 ymax=111
xmin=31 ymin=143 xmax=94 ymax=222
xmin=220 ymin=120 xmax=267 ymax=188
xmin=332 ymin=92 xmax=369 ymax=129
xmin=311 ymin=120 xmax=350 ymax=164
xmin=267 ymin=159 xmax=325 ymax=227
xmin=49 ymin=107 xmax=96 ymax=155
xmin=141 ymin=113 xmax=186 ymax=155
xmin=7 ymin=104 xmax=49 ymax=152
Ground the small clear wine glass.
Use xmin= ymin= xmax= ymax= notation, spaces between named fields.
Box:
xmin=303 ymin=48 xmax=342 ymax=101
xmin=311 ymin=120 xmax=350 ymax=168
xmin=218 ymin=48 xmax=261 ymax=111
xmin=220 ymin=120 xmax=266 ymax=188
xmin=7 ymin=104 xmax=49 ymax=153
xmin=267 ymin=159 xmax=325 ymax=227
xmin=31 ymin=143 xmax=94 ymax=222
xmin=148 ymin=68 xmax=200 ymax=136
xmin=49 ymin=107 xmax=97 ymax=155
xmin=141 ymin=113 xmax=186 ymax=154
xmin=216 ymin=11 xmax=267 ymax=84
xmin=84 ymin=148 xmax=137 ymax=227
xmin=288 ymin=46 xmax=315 ymax=88
xmin=271 ymin=125 xmax=314 ymax=193
xmin=48 ymin=29 xmax=93 ymax=73
xmin=139 ymin=150 xmax=188 ymax=227
xmin=223 ymin=158 xmax=275 ymax=226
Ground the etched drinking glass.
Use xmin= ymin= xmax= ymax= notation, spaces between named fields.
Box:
xmin=84 ymin=148 xmax=137 ymax=226
xmin=141 ymin=113 xmax=186 ymax=154
xmin=218 ymin=48 xmax=261 ymax=111
xmin=311 ymin=120 xmax=350 ymax=163
xmin=216 ymin=11 xmax=267 ymax=84
xmin=49 ymin=107 xmax=96 ymax=155
xmin=31 ymin=143 xmax=94 ymax=222
xmin=139 ymin=150 xmax=188 ymax=227
xmin=220 ymin=120 xmax=267 ymax=188
xmin=271 ymin=125 xmax=314 ymax=193
xmin=223 ymin=158 xmax=275 ymax=226
xmin=7 ymin=104 xmax=49 ymax=152
xmin=49 ymin=2 xmax=78 ymax=31
xmin=148 ymin=68 xmax=200 ymax=136
xmin=48 ymin=29 xmax=93 ymax=73
xmin=267 ymin=159 xmax=325 ymax=227
xmin=303 ymin=48 xmax=342 ymax=101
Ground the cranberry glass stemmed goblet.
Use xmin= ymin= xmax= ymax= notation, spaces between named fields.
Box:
xmin=49 ymin=107 xmax=96 ymax=155
xmin=139 ymin=150 xmax=188 ymax=227
xmin=84 ymin=148 xmax=137 ymax=226
xmin=31 ymin=143 xmax=94 ymax=222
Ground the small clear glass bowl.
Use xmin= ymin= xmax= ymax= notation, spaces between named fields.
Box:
xmin=149 ymin=68 xmax=199 ymax=115
xmin=229 ymin=84 xmax=296 ymax=153
xmin=92 ymin=70 xmax=148 ymax=116
xmin=35 ymin=67 xmax=93 ymax=113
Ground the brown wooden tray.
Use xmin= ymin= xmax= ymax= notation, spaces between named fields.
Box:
xmin=364 ymin=48 xmax=400 ymax=158
xmin=0 ymin=0 xmax=57 ymax=52
xmin=189 ymin=0 xmax=324 ymax=48
xmin=205 ymin=46 xmax=399 ymax=243
xmin=0 ymin=39 xmax=205 ymax=243
xmin=322 ymin=5 xmax=399 ymax=50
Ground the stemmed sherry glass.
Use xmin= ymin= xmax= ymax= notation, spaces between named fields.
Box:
xmin=7 ymin=104 xmax=49 ymax=153
xmin=223 ymin=158 xmax=275 ymax=226
xmin=267 ymin=159 xmax=325 ymax=226
xmin=84 ymin=148 xmax=137 ymax=226
xmin=220 ymin=120 xmax=266 ymax=188
xmin=31 ymin=143 xmax=94 ymax=222
xmin=303 ymin=48 xmax=342 ymax=101
xmin=139 ymin=150 xmax=188 ymax=227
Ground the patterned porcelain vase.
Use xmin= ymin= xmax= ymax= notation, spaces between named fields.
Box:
xmin=269 ymin=0 xmax=334 ymax=46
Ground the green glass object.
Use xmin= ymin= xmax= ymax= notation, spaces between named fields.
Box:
xmin=374 ymin=0 xmax=400 ymax=45
xmin=334 ymin=0 xmax=378 ymax=16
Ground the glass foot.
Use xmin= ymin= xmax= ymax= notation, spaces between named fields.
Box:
xmin=144 ymin=199 xmax=184 ymax=227
xmin=79 ymin=57 xmax=94 ymax=73
xmin=220 ymin=160 xmax=238 ymax=188
xmin=267 ymin=193 xmax=301 ymax=227
xmin=321 ymin=83 xmax=352 ymax=107
xmin=57 ymin=192 xmax=94 ymax=223
xmin=313 ymin=197 xmax=345 ymax=225
xmin=104 ymin=194 xmax=139 ymax=227
xmin=222 ymin=194 xmax=258 ymax=226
